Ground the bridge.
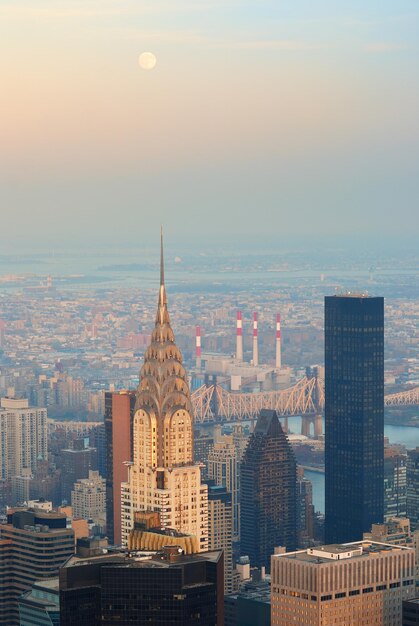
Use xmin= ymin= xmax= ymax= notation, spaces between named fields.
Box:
xmin=191 ymin=378 xmax=419 ymax=436
xmin=47 ymin=382 xmax=419 ymax=439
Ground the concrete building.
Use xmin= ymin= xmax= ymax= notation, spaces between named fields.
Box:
xmin=18 ymin=578 xmax=60 ymax=626
xmin=121 ymin=235 xmax=208 ymax=550
xmin=59 ymin=544 xmax=224 ymax=626
xmin=0 ymin=507 xmax=74 ymax=625
xmin=208 ymin=435 xmax=240 ymax=541
xmin=0 ymin=397 xmax=47 ymax=479
xmin=71 ymin=470 xmax=106 ymax=527
xmin=241 ymin=409 xmax=297 ymax=570
xmin=207 ymin=480 xmax=234 ymax=594
xmin=104 ymin=389 xmax=135 ymax=544
xmin=271 ymin=541 xmax=415 ymax=626
xmin=325 ymin=295 xmax=384 ymax=544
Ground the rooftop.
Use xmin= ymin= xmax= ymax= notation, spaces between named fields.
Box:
xmin=275 ymin=541 xmax=413 ymax=565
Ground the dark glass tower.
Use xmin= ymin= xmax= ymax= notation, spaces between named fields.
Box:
xmin=240 ymin=409 xmax=297 ymax=570
xmin=325 ymin=295 xmax=384 ymax=544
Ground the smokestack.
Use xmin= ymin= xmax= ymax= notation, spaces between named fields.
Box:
xmin=275 ymin=313 xmax=282 ymax=369
xmin=196 ymin=326 xmax=202 ymax=370
xmin=236 ymin=311 xmax=243 ymax=362
xmin=253 ymin=312 xmax=258 ymax=367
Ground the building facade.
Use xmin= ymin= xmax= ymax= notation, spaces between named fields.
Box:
xmin=240 ymin=409 xmax=297 ymax=570
xmin=18 ymin=578 xmax=60 ymax=626
xmin=407 ymin=449 xmax=419 ymax=531
xmin=207 ymin=480 xmax=234 ymax=594
xmin=0 ymin=508 xmax=74 ymax=625
xmin=208 ymin=436 xmax=240 ymax=541
xmin=271 ymin=541 xmax=415 ymax=626
xmin=60 ymin=438 xmax=97 ymax=504
xmin=71 ymin=469 xmax=106 ymax=527
xmin=121 ymin=235 xmax=208 ymax=550
xmin=104 ymin=389 xmax=136 ymax=544
xmin=0 ymin=397 xmax=47 ymax=480
xmin=385 ymin=450 xmax=407 ymax=520
xmin=325 ymin=295 xmax=384 ymax=544
xmin=59 ymin=546 xmax=224 ymax=626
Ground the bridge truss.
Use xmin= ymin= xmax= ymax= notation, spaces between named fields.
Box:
xmin=191 ymin=379 xmax=419 ymax=424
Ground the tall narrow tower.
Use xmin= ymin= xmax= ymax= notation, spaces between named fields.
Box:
xmin=236 ymin=311 xmax=243 ymax=362
xmin=275 ymin=313 xmax=282 ymax=369
xmin=325 ymin=295 xmax=384 ymax=543
xmin=252 ymin=312 xmax=258 ymax=366
xmin=121 ymin=232 xmax=208 ymax=550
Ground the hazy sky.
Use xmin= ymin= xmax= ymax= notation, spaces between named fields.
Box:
xmin=1 ymin=0 xmax=418 ymax=249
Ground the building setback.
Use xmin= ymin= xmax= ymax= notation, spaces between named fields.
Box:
xmin=271 ymin=541 xmax=415 ymax=626
xmin=240 ymin=409 xmax=297 ymax=570
xmin=121 ymin=234 xmax=208 ymax=549
xmin=325 ymin=295 xmax=384 ymax=544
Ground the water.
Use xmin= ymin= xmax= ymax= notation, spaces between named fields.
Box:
xmin=300 ymin=423 xmax=419 ymax=514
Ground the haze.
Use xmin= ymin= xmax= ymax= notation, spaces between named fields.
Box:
xmin=1 ymin=0 xmax=418 ymax=250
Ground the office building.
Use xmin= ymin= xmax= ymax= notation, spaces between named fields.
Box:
xmin=0 ymin=397 xmax=47 ymax=479
xmin=208 ymin=435 xmax=240 ymax=540
xmin=207 ymin=480 xmax=234 ymax=594
xmin=60 ymin=437 xmax=97 ymax=503
xmin=296 ymin=469 xmax=314 ymax=548
xmin=271 ymin=541 xmax=415 ymax=626
xmin=407 ymin=449 xmax=419 ymax=531
xmin=71 ymin=470 xmax=106 ymax=527
xmin=0 ymin=507 xmax=74 ymax=625
xmin=59 ymin=544 xmax=224 ymax=625
xmin=104 ymin=389 xmax=135 ymax=544
xmin=240 ymin=409 xmax=297 ymax=570
xmin=325 ymin=295 xmax=384 ymax=544
xmin=385 ymin=449 xmax=407 ymax=520
xmin=18 ymin=578 xmax=60 ymax=626
xmin=121 ymin=234 xmax=208 ymax=549
xmin=364 ymin=518 xmax=414 ymax=547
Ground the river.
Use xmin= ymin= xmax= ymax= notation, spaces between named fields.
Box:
xmin=299 ymin=422 xmax=419 ymax=514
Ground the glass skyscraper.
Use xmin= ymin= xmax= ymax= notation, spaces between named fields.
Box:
xmin=325 ymin=294 xmax=384 ymax=544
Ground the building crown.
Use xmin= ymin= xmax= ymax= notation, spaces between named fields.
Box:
xmin=135 ymin=230 xmax=193 ymax=418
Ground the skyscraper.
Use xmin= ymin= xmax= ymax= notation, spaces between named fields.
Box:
xmin=208 ymin=435 xmax=240 ymax=541
xmin=121 ymin=233 xmax=208 ymax=549
xmin=104 ymin=389 xmax=136 ymax=544
xmin=207 ymin=480 xmax=234 ymax=594
xmin=325 ymin=295 xmax=384 ymax=544
xmin=240 ymin=409 xmax=297 ymax=570
xmin=407 ymin=448 xmax=419 ymax=530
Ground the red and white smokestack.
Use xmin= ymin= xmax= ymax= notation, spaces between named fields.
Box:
xmin=236 ymin=311 xmax=243 ymax=362
xmin=275 ymin=313 xmax=282 ymax=369
xmin=253 ymin=312 xmax=259 ymax=367
xmin=196 ymin=326 xmax=202 ymax=370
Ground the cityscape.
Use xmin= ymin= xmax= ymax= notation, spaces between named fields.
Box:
xmin=1 ymin=1 xmax=419 ymax=625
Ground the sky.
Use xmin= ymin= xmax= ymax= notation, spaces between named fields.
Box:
xmin=1 ymin=0 xmax=418 ymax=250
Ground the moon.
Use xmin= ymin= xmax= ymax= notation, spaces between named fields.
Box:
xmin=138 ymin=52 xmax=157 ymax=70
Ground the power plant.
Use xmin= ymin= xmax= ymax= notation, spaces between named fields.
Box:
xmin=193 ymin=311 xmax=291 ymax=393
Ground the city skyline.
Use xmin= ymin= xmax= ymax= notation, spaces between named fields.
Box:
xmin=1 ymin=1 xmax=418 ymax=248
